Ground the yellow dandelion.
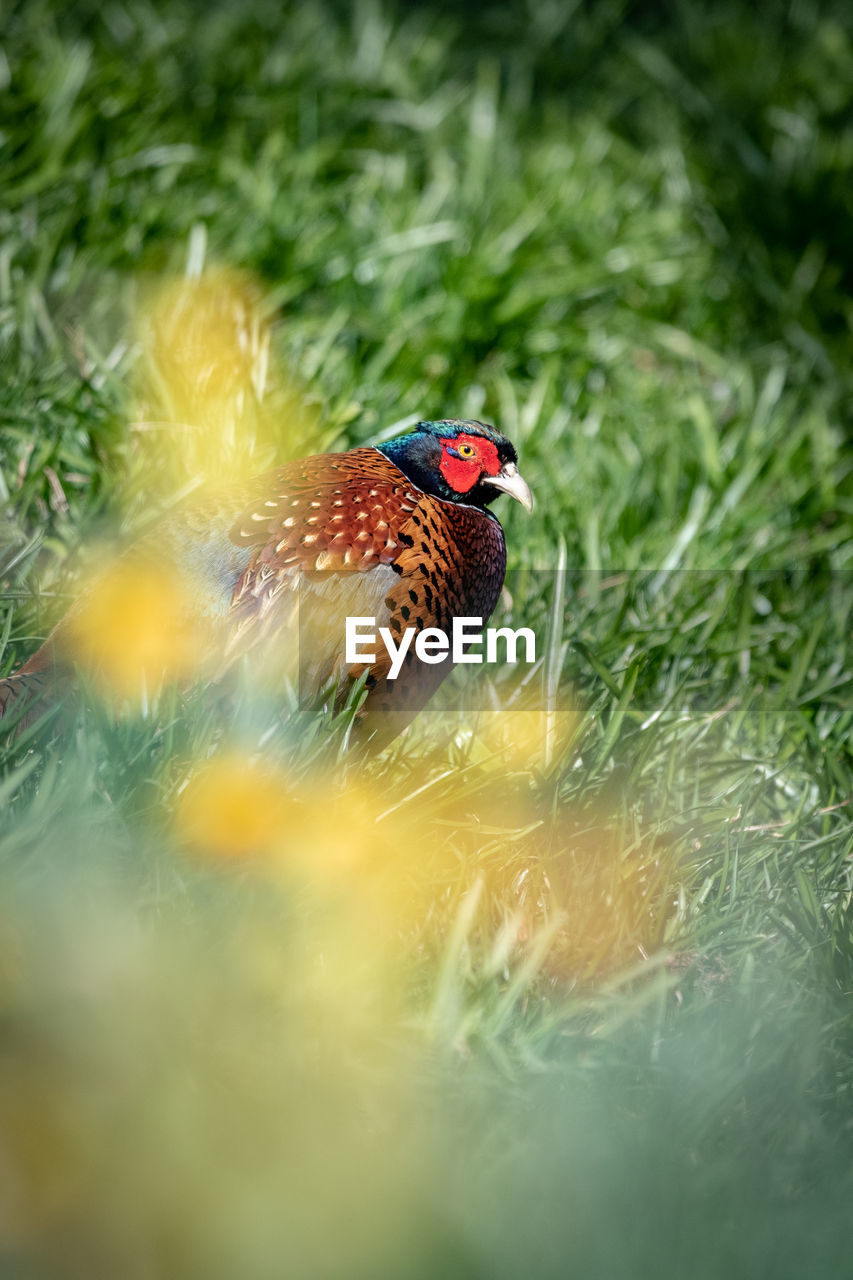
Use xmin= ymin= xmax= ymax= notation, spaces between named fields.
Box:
xmin=175 ymin=754 xmax=293 ymax=861
xmin=133 ymin=266 xmax=318 ymax=491
xmin=145 ymin=268 xmax=267 ymax=412
xmin=62 ymin=558 xmax=202 ymax=702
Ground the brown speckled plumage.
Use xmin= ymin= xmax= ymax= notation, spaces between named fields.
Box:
xmin=217 ymin=446 xmax=508 ymax=742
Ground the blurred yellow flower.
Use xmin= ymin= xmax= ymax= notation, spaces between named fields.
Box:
xmin=133 ymin=267 xmax=318 ymax=492
xmin=471 ymin=706 xmax=579 ymax=772
xmin=146 ymin=268 xmax=267 ymax=413
xmin=176 ymin=754 xmax=293 ymax=861
xmin=63 ymin=558 xmax=202 ymax=702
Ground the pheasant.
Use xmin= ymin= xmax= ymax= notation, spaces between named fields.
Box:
xmin=0 ymin=419 xmax=532 ymax=746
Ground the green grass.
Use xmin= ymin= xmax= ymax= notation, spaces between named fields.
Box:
xmin=1 ymin=1 xmax=852 ymax=1275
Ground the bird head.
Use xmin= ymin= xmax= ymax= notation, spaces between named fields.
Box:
xmin=377 ymin=419 xmax=533 ymax=513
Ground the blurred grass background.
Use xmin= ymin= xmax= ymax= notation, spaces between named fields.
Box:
xmin=1 ymin=0 xmax=852 ymax=1275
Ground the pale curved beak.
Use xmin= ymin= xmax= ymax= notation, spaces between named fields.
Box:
xmin=482 ymin=461 xmax=534 ymax=513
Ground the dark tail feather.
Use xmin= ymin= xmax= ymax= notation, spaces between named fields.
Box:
xmin=0 ymin=671 xmax=56 ymax=732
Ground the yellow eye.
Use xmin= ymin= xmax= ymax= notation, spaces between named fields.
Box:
xmin=457 ymin=442 xmax=476 ymax=459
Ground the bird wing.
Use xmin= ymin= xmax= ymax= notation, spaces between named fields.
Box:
xmin=223 ymin=448 xmax=507 ymax=742
xmin=223 ymin=448 xmax=424 ymax=690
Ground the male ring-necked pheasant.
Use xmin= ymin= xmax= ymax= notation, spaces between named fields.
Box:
xmin=0 ymin=419 xmax=532 ymax=745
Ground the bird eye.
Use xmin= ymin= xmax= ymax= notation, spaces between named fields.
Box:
xmin=457 ymin=442 xmax=476 ymax=459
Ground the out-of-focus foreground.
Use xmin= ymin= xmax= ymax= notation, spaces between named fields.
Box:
xmin=1 ymin=2 xmax=851 ymax=1276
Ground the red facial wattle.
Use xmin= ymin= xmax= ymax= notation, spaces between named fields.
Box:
xmin=438 ymin=435 xmax=501 ymax=495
